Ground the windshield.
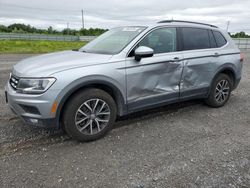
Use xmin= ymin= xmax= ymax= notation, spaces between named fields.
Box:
xmin=80 ymin=26 xmax=147 ymax=55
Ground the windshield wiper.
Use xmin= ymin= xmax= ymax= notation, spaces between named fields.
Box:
xmin=72 ymin=49 xmax=87 ymax=53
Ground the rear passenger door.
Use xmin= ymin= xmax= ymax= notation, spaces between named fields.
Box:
xmin=180 ymin=27 xmax=219 ymax=99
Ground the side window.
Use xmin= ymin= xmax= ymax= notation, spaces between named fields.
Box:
xmin=213 ymin=31 xmax=227 ymax=47
xmin=208 ymin=30 xmax=217 ymax=48
xmin=182 ymin=28 xmax=210 ymax=50
xmin=138 ymin=28 xmax=177 ymax=54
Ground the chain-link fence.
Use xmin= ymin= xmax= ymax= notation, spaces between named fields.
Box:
xmin=232 ymin=38 xmax=250 ymax=51
xmin=0 ymin=33 xmax=97 ymax=42
xmin=0 ymin=32 xmax=80 ymax=41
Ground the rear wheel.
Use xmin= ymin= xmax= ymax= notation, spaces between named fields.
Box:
xmin=205 ymin=74 xmax=233 ymax=108
xmin=62 ymin=88 xmax=117 ymax=142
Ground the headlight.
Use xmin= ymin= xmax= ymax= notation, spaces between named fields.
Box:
xmin=16 ymin=78 xmax=56 ymax=94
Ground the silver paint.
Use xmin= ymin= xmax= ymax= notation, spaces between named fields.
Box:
xmin=5 ymin=22 xmax=242 ymax=128
xmin=126 ymin=51 xmax=183 ymax=104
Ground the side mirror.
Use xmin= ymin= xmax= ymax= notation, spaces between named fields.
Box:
xmin=134 ymin=46 xmax=154 ymax=61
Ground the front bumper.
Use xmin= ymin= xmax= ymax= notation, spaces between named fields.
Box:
xmin=5 ymin=82 xmax=60 ymax=128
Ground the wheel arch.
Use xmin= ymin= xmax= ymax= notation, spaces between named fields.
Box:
xmin=55 ymin=79 xmax=127 ymax=129
xmin=210 ymin=64 xmax=237 ymax=92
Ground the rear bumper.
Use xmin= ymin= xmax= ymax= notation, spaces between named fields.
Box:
xmin=5 ymin=82 xmax=60 ymax=129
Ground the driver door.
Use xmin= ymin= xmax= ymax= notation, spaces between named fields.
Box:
xmin=125 ymin=27 xmax=184 ymax=112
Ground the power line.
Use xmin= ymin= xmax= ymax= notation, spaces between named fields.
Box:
xmin=0 ymin=2 xmax=79 ymax=12
xmin=1 ymin=2 xmax=134 ymax=21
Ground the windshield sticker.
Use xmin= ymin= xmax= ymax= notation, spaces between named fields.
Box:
xmin=122 ymin=27 xmax=142 ymax=32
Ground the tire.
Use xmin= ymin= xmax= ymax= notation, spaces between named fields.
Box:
xmin=62 ymin=88 xmax=117 ymax=142
xmin=205 ymin=73 xmax=233 ymax=108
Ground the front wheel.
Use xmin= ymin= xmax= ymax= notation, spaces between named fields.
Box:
xmin=62 ymin=88 xmax=117 ymax=142
xmin=205 ymin=74 xmax=233 ymax=108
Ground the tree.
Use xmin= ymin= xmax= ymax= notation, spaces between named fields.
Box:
xmin=47 ymin=26 xmax=54 ymax=34
xmin=0 ymin=25 xmax=11 ymax=32
xmin=231 ymin=31 xmax=250 ymax=38
xmin=0 ymin=23 xmax=108 ymax=36
xmin=12 ymin=27 xmax=25 ymax=33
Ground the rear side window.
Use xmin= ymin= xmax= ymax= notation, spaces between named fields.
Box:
xmin=182 ymin=28 xmax=210 ymax=50
xmin=213 ymin=31 xmax=227 ymax=47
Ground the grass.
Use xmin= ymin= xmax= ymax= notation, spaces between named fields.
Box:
xmin=0 ymin=40 xmax=87 ymax=54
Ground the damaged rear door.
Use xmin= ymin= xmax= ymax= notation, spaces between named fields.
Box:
xmin=125 ymin=27 xmax=184 ymax=112
xmin=179 ymin=27 xmax=218 ymax=99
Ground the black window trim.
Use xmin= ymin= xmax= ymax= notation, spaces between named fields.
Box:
xmin=127 ymin=26 xmax=181 ymax=57
xmin=212 ymin=30 xmax=228 ymax=48
xmin=208 ymin=29 xmax=217 ymax=48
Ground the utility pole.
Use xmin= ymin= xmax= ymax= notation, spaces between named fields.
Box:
xmin=67 ymin=22 xmax=69 ymax=35
xmin=81 ymin=9 xmax=84 ymax=29
xmin=226 ymin=21 xmax=230 ymax=32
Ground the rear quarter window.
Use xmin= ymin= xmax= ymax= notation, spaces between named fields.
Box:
xmin=181 ymin=27 xmax=210 ymax=50
xmin=213 ymin=31 xmax=227 ymax=47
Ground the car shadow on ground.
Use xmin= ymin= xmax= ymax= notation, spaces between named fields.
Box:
xmin=115 ymin=99 xmax=203 ymax=128
xmin=1 ymin=99 xmax=204 ymax=154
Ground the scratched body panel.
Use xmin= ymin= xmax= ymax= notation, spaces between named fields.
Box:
xmin=180 ymin=39 xmax=241 ymax=98
xmin=126 ymin=52 xmax=183 ymax=110
xmin=180 ymin=50 xmax=216 ymax=98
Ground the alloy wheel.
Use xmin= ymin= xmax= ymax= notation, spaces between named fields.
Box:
xmin=75 ymin=99 xmax=111 ymax=135
xmin=215 ymin=79 xmax=230 ymax=103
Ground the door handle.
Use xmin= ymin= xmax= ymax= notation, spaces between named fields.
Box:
xmin=169 ymin=57 xmax=180 ymax=63
xmin=213 ymin=53 xmax=220 ymax=57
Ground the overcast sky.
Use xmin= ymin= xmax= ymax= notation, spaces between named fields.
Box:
xmin=0 ymin=0 xmax=250 ymax=33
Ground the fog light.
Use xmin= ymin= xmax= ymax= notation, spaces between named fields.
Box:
xmin=22 ymin=117 xmax=44 ymax=127
xmin=29 ymin=118 xmax=38 ymax=124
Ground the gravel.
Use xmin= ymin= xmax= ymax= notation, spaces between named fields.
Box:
xmin=0 ymin=53 xmax=250 ymax=188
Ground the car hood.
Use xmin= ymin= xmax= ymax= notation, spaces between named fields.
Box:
xmin=13 ymin=50 xmax=113 ymax=77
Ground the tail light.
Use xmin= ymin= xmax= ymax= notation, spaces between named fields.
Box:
xmin=240 ymin=53 xmax=244 ymax=62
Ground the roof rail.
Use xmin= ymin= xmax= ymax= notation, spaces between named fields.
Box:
xmin=158 ymin=20 xmax=218 ymax=28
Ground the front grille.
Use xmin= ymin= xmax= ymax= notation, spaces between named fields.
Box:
xmin=9 ymin=75 xmax=19 ymax=90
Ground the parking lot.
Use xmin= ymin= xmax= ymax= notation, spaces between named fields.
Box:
xmin=0 ymin=53 xmax=250 ymax=187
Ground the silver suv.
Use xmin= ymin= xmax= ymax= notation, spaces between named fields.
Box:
xmin=5 ymin=20 xmax=243 ymax=141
